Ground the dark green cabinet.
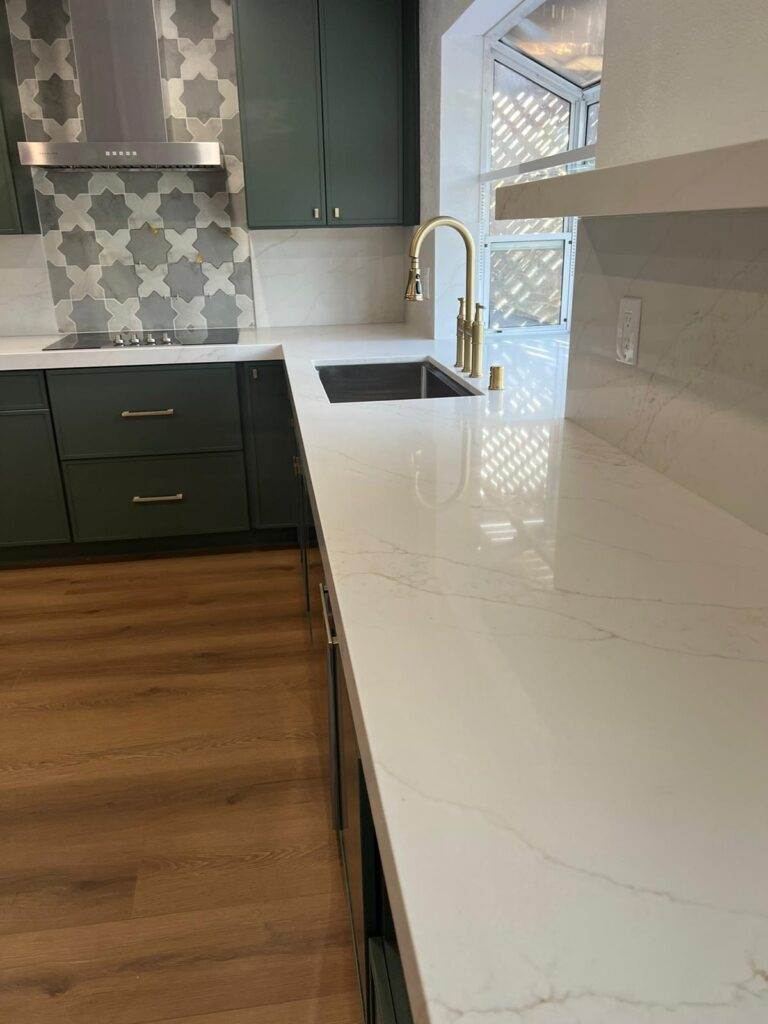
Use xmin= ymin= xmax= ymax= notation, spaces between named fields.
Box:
xmin=240 ymin=361 xmax=299 ymax=528
xmin=0 ymin=361 xmax=301 ymax=556
xmin=337 ymin=645 xmax=373 ymax=1017
xmin=0 ymin=104 xmax=20 ymax=234
xmin=48 ymin=364 xmax=243 ymax=459
xmin=0 ymin=0 xmax=38 ymax=233
xmin=0 ymin=372 xmax=70 ymax=547
xmin=234 ymin=0 xmax=326 ymax=228
xmin=319 ymin=0 xmax=404 ymax=226
xmin=322 ymin=579 xmax=414 ymax=1024
xmin=63 ymin=452 xmax=250 ymax=543
xmin=234 ymin=0 xmax=419 ymax=229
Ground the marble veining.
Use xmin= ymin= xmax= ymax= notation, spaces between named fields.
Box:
xmin=0 ymin=235 xmax=57 ymax=335
xmin=567 ymin=210 xmax=768 ymax=535
xmin=248 ymin=226 xmax=409 ymax=328
xmin=0 ymin=324 xmax=765 ymax=1022
xmin=280 ymin=331 xmax=768 ymax=1023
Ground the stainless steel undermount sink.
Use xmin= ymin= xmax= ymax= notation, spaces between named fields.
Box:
xmin=317 ymin=360 xmax=478 ymax=404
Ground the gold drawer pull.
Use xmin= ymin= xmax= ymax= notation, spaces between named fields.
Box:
xmin=132 ymin=493 xmax=184 ymax=505
xmin=121 ymin=408 xmax=175 ymax=419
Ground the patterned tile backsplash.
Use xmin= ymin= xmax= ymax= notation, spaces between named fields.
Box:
xmin=5 ymin=0 xmax=255 ymax=333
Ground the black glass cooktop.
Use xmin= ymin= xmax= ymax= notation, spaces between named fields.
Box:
xmin=44 ymin=328 xmax=241 ymax=350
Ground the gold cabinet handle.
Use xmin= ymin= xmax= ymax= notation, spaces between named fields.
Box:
xmin=121 ymin=408 xmax=174 ymax=419
xmin=132 ymin=493 xmax=184 ymax=504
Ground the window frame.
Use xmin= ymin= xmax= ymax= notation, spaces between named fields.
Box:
xmin=479 ymin=36 xmax=600 ymax=338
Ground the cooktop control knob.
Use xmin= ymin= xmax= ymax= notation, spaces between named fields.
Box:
xmin=161 ymin=333 xmax=173 ymax=345
xmin=129 ymin=334 xmax=140 ymax=346
xmin=145 ymin=333 xmax=157 ymax=346
xmin=113 ymin=335 xmax=125 ymax=347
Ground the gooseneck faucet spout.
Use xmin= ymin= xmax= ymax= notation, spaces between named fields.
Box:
xmin=404 ymin=216 xmax=484 ymax=379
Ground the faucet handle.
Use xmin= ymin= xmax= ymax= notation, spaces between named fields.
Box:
xmin=455 ymin=297 xmax=467 ymax=368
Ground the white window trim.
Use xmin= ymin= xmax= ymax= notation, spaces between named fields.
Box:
xmin=479 ymin=35 xmax=600 ymax=339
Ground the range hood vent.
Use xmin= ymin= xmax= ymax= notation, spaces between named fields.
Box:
xmin=18 ymin=0 xmax=223 ymax=171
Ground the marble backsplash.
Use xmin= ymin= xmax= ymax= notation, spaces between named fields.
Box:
xmin=566 ymin=210 xmax=768 ymax=534
xmin=0 ymin=234 xmax=57 ymax=335
xmin=249 ymin=227 xmax=409 ymax=328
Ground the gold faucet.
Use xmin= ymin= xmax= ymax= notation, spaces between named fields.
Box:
xmin=404 ymin=215 xmax=484 ymax=379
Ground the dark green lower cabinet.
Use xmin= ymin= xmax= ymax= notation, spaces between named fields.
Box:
xmin=240 ymin=362 xmax=299 ymax=528
xmin=63 ymin=452 xmax=250 ymax=543
xmin=0 ymin=409 xmax=70 ymax=546
xmin=369 ymin=937 xmax=413 ymax=1024
xmin=0 ymin=361 xmax=299 ymax=557
xmin=328 ymin=607 xmax=413 ymax=1024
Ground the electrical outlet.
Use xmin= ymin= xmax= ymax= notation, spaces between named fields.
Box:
xmin=616 ymin=297 xmax=642 ymax=365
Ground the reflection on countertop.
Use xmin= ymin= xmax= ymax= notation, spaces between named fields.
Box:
xmin=282 ymin=328 xmax=768 ymax=1024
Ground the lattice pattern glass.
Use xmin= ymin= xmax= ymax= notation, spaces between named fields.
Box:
xmin=489 ymin=245 xmax=564 ymax=330
xmin=490 ymin=62 xmax=569 ymax=235
xmin=586 ymin=101 xmax=599 ymax=145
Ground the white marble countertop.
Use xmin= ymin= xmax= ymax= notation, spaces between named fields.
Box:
xmin=280 ymin=330 xmax=768 ymax=1023
xmin=3 ymin=323 xmax=767 ymax=1021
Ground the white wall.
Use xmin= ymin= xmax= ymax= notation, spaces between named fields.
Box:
xmin=410 ymin=0 xmax=514 ymax=339
xmin=0 ymin=235 xmax=57 ymax=336
xmin=598 ymin=0 xmax=768 ymax=167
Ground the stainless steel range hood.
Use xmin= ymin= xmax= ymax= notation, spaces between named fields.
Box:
xmin=18 ymin=0 xmax=223 ymax=171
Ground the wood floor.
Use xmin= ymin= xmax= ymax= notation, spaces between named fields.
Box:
xmin=0 ymin=547 xmax=361 ymax=1024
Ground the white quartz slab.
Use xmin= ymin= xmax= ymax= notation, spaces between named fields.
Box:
xmin=495 ymin=138 xmax=768 ymax=221
xmin=281 ymin=332 xmax=768 ymax=1023
xmin=2 ymin=322 xmax=766 ymax=1021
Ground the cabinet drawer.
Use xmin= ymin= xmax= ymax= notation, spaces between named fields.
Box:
xmin=48 ymin=364 xmax=243 ymax=458
xmin=0 ymin=371 xmax=47 ymax=411
xmin=64 ymin=452 xmax=249 ymax=542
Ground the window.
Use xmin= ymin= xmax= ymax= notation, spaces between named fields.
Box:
xmin=480 ymin=1 xmax=604 ymax=338
xmin=501 ymin=0 xmax=606 ymax=88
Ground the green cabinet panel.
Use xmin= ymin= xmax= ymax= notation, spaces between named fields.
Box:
xmin=320 ymin=0 xmax=403 ymax=225
xmin=0 ymin=409 xmax=70 ymax=547
xmin=239 ymin=361 xmax=298 ymax=527
xmin=0 ymin=370 xmax=48 ymax=411
xmin=234 ymin=0 xmax=419 ymax=229
xmin=63 ymin=452 xmax=250 ymax=543
xmin=47 ymin=364 xmax=243 ymax=459
xmin=234 ymin=0 xmax=326 ymax=228
xmin=0 ymin=0 xmax=37 ymax=233
xmin=0 ymin=102 xmax=20 ymax=234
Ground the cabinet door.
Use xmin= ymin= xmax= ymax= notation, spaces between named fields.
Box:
xmin=320 ymin=0 xmax=403 ymax=225
xmin=338 ymin=656 xmax=377 ymax=1016
xmin=0 ymin=410 xmax=70 ymax=547
xmin=0 ymin=103 xmax=20 ymax=234
xmin=234 ymin=0 xmax=327 ymax=228
xmin=240 ymin=362 xmax=298 ymax=528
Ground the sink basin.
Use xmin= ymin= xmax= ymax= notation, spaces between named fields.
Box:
xmin=317 ymin=360 xmax=477 ymax=404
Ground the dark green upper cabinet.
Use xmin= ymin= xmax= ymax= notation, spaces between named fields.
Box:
xmin=234 ymin=0 xmax=326 ymax=228
xmin=0 ymin=0 xmax=38 ymax=234
xmin=0 ymin=104 xmax=20 ymax=234
xmin=234 ymin=0 xmax=419 ymax=229
xmin=320 ymin=0 xmax=402 ymax=226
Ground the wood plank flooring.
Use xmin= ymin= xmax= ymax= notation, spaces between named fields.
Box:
xmin=0 ymin=548 xmax=360 ymax=1024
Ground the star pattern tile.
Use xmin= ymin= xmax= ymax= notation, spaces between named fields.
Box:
xmin=8 ymin=0 xmax=254 ymax=333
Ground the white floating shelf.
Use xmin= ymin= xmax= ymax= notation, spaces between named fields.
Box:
xmin=495 ymin=139 xmax=768 ymax=220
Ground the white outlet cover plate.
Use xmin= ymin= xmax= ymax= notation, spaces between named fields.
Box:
xmin=616 ymin=296 xmax=642 ymax=365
